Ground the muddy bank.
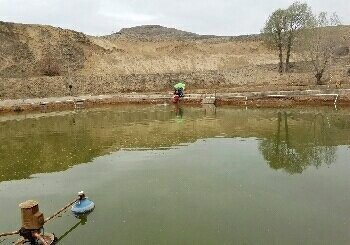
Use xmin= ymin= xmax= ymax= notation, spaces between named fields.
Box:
xmin=1 ymin=89 xmax=350 ymax=113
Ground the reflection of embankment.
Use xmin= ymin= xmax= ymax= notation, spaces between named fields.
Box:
xmin=1 ymin=106 xmax=350 ymax=181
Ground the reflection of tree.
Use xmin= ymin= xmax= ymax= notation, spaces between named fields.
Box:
xmin=259 ymin=112 xmax=336 ymax=174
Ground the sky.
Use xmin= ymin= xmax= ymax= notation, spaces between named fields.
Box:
xmin=0 ymin=0 xmax=349 ymax=36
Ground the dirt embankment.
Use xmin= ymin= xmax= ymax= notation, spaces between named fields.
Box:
xmin=2 ymin=89 xmax=350 ymax=114
xmin=0 ymin=22 xmax=350 ymax=100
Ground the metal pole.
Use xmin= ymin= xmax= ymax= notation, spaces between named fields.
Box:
xmin=44 ymin=197 xmax=80 ymax=224
xmin=0 ymin=230 xmax=19 ymax=237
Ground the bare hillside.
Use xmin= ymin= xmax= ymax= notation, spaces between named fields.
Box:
xmin=0 ymin=21 xmax=349 ymax=99
xmin=0 ymin=21 xmax=105 ymax=78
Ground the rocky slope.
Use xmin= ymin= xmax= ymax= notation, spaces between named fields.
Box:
xmin=111 ymin=25 xmax=199 ymax=39
xmin=0 ymin=21 xmax=349 ymax=99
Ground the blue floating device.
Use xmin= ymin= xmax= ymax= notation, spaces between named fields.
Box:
xmin=71 ymin=191 xmax=95 ymax=214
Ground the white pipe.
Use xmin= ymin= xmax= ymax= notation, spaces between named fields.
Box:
xmin=334 ymin=94 xmax=339 ymax=105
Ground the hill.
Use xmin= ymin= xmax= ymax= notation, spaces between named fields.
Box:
xmin=0 ymin=21 xmax=349 ymax=99
xmin=110 ymin=25 xmax=199 ymax=39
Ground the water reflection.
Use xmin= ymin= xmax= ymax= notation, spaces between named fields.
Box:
xmin=202 ymin=104 xmax=217 ymax=118
xmin=259 ymin=111 xmax=336 ymax=174
xmin=1 ymin=106 xmax=350 ymax=182
xmin=174 ymin=104 xmax=184 ymax=123
xmin=57 ymin=214 xmax=88 ymax=243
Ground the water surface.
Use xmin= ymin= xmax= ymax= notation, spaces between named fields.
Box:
xmin=0 ymin=105 xmax=350 ymax=244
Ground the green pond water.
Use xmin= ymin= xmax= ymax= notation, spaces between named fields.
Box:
xmin=0 ymin=105 xmax=350 ymax=244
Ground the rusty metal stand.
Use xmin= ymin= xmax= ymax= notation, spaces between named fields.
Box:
xmin=14 ymin=232 xmax=56 ymax=245
xmin=0 ymin=192 xmax=88 ymax=245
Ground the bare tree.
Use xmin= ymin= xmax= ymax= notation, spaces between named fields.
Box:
xmin=262 ymin=9 xmax=287 ymax=74
xmin=297 ymin=12 xmax=342 ymax=84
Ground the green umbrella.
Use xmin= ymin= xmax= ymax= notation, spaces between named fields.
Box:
xmin=174 ymin=82 xmax=186 ymax=90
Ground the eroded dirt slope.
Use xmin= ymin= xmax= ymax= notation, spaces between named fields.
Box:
xmin=0 ymin=22 xmax=349 ymax=99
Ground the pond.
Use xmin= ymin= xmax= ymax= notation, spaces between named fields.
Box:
xmin=0 ymin=105 xmax=350 ymax=244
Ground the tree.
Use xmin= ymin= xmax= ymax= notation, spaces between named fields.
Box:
xmin=297 ymin=12 xmax=342 ymax=84
xmin=284 ymin=2 xmax=313 ymax=72
xmin=262 ymin=9 xmax=288 ymax=74
xmin=262 ymin=2 xmax=313 ymax=73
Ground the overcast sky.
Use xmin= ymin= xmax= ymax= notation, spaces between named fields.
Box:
xmin=1 ymin=0 xmax=349 ymax=36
